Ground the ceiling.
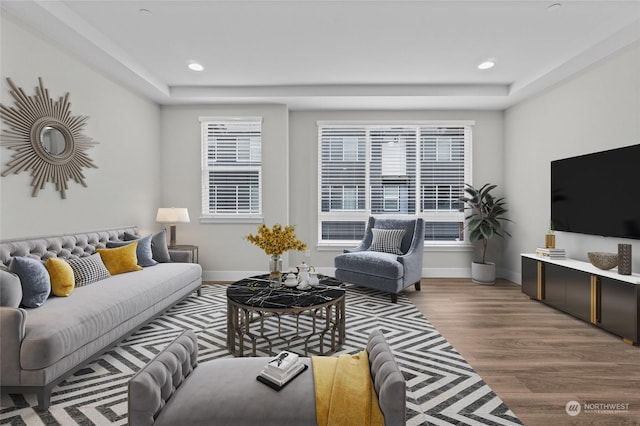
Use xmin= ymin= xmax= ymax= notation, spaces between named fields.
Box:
xmin=2 ymin=0 xmax=639 ymax=110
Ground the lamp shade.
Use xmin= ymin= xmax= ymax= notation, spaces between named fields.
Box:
xmin=156 ymin=208 xmax=190 ymax=224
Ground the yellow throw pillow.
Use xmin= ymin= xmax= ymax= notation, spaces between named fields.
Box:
xmin=46 ymin=258 xmax=75 ymax=297
xmin=96 ymin=242 xmax=143 ymax=275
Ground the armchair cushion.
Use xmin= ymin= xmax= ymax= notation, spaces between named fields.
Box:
xmin=335 ymin=251 xmax=403 ymax=280
xmin=369 ymin=228 xmax=406 ymax=255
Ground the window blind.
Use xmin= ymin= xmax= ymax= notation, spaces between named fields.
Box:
xmin=201 ymin=118 xmax=262 ymax=218
xmin=419 ymin=126 xmax=467 ymax=212
xmin=319 ymin=127 xmax=367 ymax=213
xmin=318 ymin=122 xmax=472 ymax=243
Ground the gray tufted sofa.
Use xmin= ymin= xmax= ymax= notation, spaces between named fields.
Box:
xmin=129 ymin=329 xmax=405 ymax=426
xmin=0 ymin=226 xmax=202 ymax=410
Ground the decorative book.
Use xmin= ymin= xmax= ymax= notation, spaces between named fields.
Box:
xmin=264 ymin=351 xmax=299 ymax=377
xmin=535 ymin=247 xmax=566 ymax=259
xmin=257 ymin=351 xmax=307 ymax=390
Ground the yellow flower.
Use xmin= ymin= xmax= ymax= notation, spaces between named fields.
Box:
xmin=245 ymin=223 xmax=307 ymax=257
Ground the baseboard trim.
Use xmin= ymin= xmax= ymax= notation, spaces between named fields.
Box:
xmin=203 ymin=267 xmax=486 ymax=282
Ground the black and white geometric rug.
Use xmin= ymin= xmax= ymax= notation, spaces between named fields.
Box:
xmin=0 ymin=284 xmax=522 ymax=425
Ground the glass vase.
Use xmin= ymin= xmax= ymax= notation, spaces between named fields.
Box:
xmin=268 ymin=255 xmax=283 ymax=279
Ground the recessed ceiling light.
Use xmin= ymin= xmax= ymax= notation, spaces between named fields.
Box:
xmin=187 ymin=61 xmax=204 ymax=72
xmin=478 ymin=60 xmax=495 ymax=70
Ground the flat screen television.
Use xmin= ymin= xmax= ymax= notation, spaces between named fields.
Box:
xmin=551 ymin=144 xmax=640 ymax=240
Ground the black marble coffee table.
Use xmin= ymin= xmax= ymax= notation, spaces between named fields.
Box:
xmin=226 ymin=274 xmax=345 ymax=356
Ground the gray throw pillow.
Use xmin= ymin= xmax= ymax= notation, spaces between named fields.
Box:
xmin=0 ymin=269 xmax=23 ymax=308
xmin=125 ymin=230 xmax=171 ymax=263
xmin=368 ymin=228 xmax=406 ymax=255
xmin=67 ymin=254 xmax=111 ymax=287
xmin=107 ymin=234 xmax=157 ymax=267
xmin=8 ymin=257 xmax=51 ymax=308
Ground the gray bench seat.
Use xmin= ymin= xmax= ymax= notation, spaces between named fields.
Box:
xmin=129 ymin=329 xmax=406 ymax=426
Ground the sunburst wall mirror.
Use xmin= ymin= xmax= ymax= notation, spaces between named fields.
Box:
xmin=0 ymin=77 xmax=98 ymax=199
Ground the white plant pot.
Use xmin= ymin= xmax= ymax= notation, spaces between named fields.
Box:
xmin=471 ymin=262 xmax=496 ymax=285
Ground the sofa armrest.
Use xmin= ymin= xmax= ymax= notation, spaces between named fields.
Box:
xmin=367 ymin=330 xmax=406 ymax=426
xmin=128 ymin=330 xmax=198 ymax=426
xmin=0 ymin=307 xmax=27 ymax=385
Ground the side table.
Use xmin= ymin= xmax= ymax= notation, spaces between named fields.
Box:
xmin=168 ymin=244 xmax=199 ymax=264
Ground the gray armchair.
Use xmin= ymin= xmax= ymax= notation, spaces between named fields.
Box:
xmin=334 ymin=217 xmax=424 ymax=303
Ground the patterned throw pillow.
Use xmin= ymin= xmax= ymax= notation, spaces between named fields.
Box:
xmin=46 ymin=258 xmax=75 ymax=297
xmin=369 ymin=228 xmax=406 ymax=255
xmin=67 ymin=254 xmax=111 ymax=287
xmin=96 ymin=242 xmax=143 ymax=275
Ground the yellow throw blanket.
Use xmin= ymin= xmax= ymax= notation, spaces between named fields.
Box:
xmin=312 ymin=351 xmax=384 ymax=426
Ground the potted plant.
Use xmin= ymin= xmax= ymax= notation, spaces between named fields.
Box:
xmin=460 ymin=183 xmax=511 ymax=285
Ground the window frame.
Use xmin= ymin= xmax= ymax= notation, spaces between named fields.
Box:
xmin=317 ymin=120 xmax=474 ymax=247
xmin=200 ymin=116 xmax=264 ymax=224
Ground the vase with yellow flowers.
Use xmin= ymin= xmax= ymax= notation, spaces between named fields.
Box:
xmin=246 ymin=223 xmax=307 ymax=279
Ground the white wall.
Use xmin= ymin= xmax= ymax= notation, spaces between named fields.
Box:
xmin=159 ymin=105 xmax=290 ymax=280
xmin=289 ymin=110 xmax=505 ymax=278
xmin=10 ymin=8 xmax=636 ymax=282
xmin=0 ymin=14 xmax=162 ymax=239
xmin=159 ymin=107 xmax=504 ymax=280
xmin=0 ymin=10 xmax=507 ymax=281
xmin=503 ymin=41 xmax=640 ymax=283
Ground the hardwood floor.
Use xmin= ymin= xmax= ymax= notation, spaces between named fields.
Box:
xmin=406 ymin=278 xmax=640 ymax=426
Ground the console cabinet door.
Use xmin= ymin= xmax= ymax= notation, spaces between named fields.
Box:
xmin=599 ymin=277 xmax=638 ymax=342
xmin=521 ymin=257 xmax=538 ymax=298
xmin=544 ymin=263 xmax=568 ymax=310
xmin=564 ymin=270 xmax=592 ymax=322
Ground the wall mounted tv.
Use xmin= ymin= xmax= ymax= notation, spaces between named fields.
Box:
xmin=551 ymin=144 xmax=640 ymax=240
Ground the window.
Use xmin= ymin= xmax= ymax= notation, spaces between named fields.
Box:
xmin=318 ymin=121 xmax=472 ymax=244
xmin=201 ymin=117 xmax=262 ymax=221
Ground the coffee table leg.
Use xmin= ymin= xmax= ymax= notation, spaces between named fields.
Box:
xmin=226 ymin=300 xmax=237 ymax=355
xmin=228 ymin=291 xmax=346 ymax=357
